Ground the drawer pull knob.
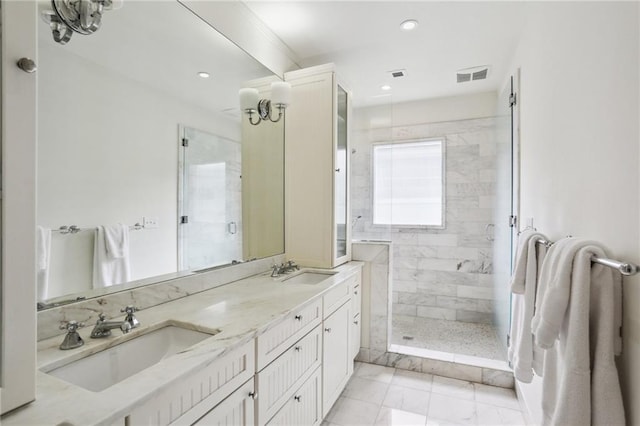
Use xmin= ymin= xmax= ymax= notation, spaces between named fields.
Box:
xmin=325 ymin=327 xmax=332 ymax=333
xmin=294 ymin=395 xmax=302 ymax=402
xmin=354 ymin=291 xmax=358 ymax=295
xmin=295 ymin=314 xmax=303 ymax=321
xmin=295 ymin=346 xmax=302 ymax=352
xmin=249 ymin=391 xmax=257 ymax=400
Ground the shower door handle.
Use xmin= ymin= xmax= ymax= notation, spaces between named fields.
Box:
xmin=227 ymin=221 xmax=237 ymax=235
xmin=485 ymin=223 xmax=495 ymax=241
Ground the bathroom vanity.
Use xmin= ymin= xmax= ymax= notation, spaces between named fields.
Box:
xmin=3 ymin=262 xmax=362 ymax=425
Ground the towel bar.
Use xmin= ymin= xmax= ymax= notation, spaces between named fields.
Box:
xmin=52 ymin=223 xmax=144 ymax=234
xmin=535 ymin=238 xmax=639 ymax=276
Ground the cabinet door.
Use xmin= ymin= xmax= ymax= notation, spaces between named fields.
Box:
xmin=350 ymin=313 xmax=361 ymax=361
xmin=322 ymin=302 xmax=351 ymax=417
xmin=192 ymin=379 xmax=255 ymax=426
xmin=334 ymin=84 xmax=350 ymax=266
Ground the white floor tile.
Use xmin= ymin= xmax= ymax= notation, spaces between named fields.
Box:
xmin=474 ymin=383 xmax=520 ymax=410
xmin=383 ymin=384 xmax=431 ymax=415
xmin=356 ymin=362 xmax=397 ymax=384
xmin=431 ymin=376 xmax=475 ymax=400
xmin=326 ymin=363 xmax=525 ymax=426
xmin=391 ymin=369 xmax=434 ymax=392
xmin=327 ymin=396 xmax=381 ymax=426
xmin=375 ymin=407 xmax=428 ymax=426
xmin=343 ymin=377 xmax=391 ymax=405
xmin=476 ymin=402 xmax=527 ymax=425
xmin=427 ymin=393 xmax=477 ymax=425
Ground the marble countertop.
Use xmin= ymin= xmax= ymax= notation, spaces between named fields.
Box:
xmin=3 ymin=262 xmax=363 ymax=426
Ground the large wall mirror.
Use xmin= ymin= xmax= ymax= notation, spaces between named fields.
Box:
xmin=36 ymin=0 xmax=285 ymax=309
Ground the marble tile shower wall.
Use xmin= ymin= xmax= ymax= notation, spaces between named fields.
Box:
xmin=351 ymin=117 xmax=498 ymax=324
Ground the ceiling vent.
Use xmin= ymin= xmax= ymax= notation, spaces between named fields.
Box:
xmin=389 ymin=69 xmax=407 ymax=78
xmin=456 ymin=65 xmax=490 ymax=83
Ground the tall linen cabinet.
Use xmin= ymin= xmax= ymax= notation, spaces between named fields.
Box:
xmin=284 ymin=64 xmax=352 ymax=268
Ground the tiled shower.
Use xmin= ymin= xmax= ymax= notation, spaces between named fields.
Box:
xmin=352 ymin=104 xmax=507 ymax=361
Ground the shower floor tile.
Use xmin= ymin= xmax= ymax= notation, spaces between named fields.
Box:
xmin=392 ymin=315 xmax=506 ymax=361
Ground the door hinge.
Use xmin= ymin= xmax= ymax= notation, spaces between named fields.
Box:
xmin=180 ymin=215 xmax=189 ymax=224
xmin=182 ymin=138 xmax=189 ymax=147
xmin=509 ymin=215 xmax=517 ymax=228
xmin=509 ymin=92 xmax=517 ymax=107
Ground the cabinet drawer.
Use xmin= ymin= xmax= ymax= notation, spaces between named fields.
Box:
xmin=257 ymin=299 xmax=322 ymax=370
xmin=266 ymin=367 xmax=322 ymax=426
xmin=323 ymin=281 xmax=349 ymax=318
xmin=257 ymin=326 xmax=322 ymax=424
xmin=129 ymin=340 xmax=255 ymax=426
xmin=191 ymin=379 xmax=255 ymax=426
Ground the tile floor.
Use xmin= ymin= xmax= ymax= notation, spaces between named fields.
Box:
xmin=392 ymin=316 xmax=506 ymax=361
xmin=323 ymin=362 xmax=526 ymax=426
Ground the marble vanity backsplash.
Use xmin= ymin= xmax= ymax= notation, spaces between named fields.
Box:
xmin=37 ymin=255 xmax=285 ymax=341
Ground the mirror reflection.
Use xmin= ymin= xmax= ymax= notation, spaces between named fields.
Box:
xmin=36 ymin=0 xmax=285 ymax=308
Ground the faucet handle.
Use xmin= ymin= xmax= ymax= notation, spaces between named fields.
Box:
xmin=59 ymin=320 xmax=85 ymax=350
xmin=60 ymin=320 xmax=84 ymax=332
xmin=121 ymin=305 xmax=138 ymax=315
xmin=121 ymin=305 xmax=140 ymax=329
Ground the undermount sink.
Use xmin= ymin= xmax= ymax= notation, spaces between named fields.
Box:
xmin=46 ymin=325 xmax=219 ymax=392
xmin=282 ymin=270 xmax=336 ymax=285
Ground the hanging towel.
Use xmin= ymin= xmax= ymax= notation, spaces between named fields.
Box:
xmin=532 ymin=238 xmax=624 ymax=426
xmin=508 ymin=229 xmax=547 ymax=382
xmin=36 ymin=226 xmax=52 ymax=301
xmin=103 ymin=223 xmax=129 ymax=259
xmin=93 ymin=224 xmax=131 ymax=288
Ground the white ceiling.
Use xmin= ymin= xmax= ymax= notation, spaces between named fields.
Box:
xmin=244 ymin=1 xmax=527 ymax=107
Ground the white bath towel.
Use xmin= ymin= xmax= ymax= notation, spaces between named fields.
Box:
xmin=103 ymin=223 xmax=129 ymax=259
xmin=36 ymin=226 xmax=52 ymax=301
xmin=533 ymin=238 xmax=624 ymax=426
xmin=508 ymin=229 xmax=547 ymax=382
xmin=93 ymin=224 xmax=131 ymax=288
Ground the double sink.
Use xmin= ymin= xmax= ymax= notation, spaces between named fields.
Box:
xmin=44 ymin=268 xmax=337 ymax=393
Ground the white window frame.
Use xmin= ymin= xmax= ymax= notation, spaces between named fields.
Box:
xmin=371 ymin=138 xmax=446 ymax=229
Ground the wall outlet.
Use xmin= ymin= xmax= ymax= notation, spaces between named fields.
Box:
xmin=143 ymin=216 xmax=159 ymax=229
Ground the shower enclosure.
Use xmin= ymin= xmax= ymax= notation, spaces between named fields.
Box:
xmin=178 ymin=126 xmax=243 ymax=271
xmin=352 ymin=85 xmax=516 ymax=363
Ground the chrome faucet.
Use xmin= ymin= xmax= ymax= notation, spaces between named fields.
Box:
xmin=59 ymin=320 xmax=85 ymax=350
xmin=283 ymin=260 xmax=300 ymax=273
xmin=90 ymin=306 xmax=139 ymax=338
xmin=90 ymin=313 xmax=131 ymax=338
xmin=271 ymin=260 xmax=300 ymax=277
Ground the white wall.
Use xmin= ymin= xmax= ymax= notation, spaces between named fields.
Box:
xmin=38 ymin=45 xmax=239 ymax=299
xmin=511 ymin=2 xmax=640 ymax=423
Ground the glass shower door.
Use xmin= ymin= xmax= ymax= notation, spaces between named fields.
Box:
xmin=179 ymin=126 xmax=242 ymax=271
xmin=492 ymin=74 xmax=519 ymax=352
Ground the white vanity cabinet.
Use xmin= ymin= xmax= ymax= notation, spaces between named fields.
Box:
xmin=284 ymin=64 xmax=352 ymax=269
xmin=127 ymin=340 xmax=255 ymax=426
xmin=321 ymin=271 xmax=361 ymax=417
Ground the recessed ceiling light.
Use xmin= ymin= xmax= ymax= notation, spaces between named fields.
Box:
xmin=198 ymin=72 xmax=210 ymax=78
xmin=400 ymin=19 xmax=418 ymax=31
xmin=381 ymin=85 xmax=392 ymax=91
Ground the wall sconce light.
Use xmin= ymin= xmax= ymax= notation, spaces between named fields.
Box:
xmin=239 ymin=82 xmax=291 ymax=126
xmin=41 ymin=0 xmax=123 ymax=45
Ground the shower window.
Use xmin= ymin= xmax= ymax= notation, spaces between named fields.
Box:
xmin=372 ymin=139 xmax=445 ymax=227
